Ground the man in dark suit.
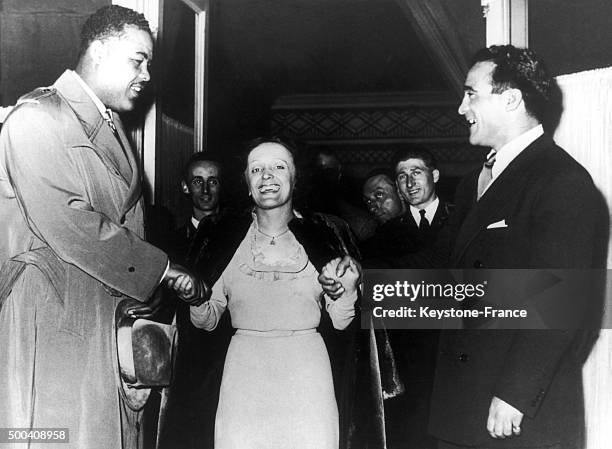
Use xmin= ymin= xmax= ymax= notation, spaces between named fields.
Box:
xmin=360 ymin=150 xmax=451 ymax=449
xmin=157 ymin=153 xmax=235 ymax=449
xmin=429 ymin=45 xmax=608 ymax=449
xmin=361 ymin=149 xmax=453 ymax=269
xmin=167 ymin=152 xmax=225 ymax=261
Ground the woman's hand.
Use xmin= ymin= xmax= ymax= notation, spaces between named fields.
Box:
xmin=319 ymin=255 xmax=361 ymax=299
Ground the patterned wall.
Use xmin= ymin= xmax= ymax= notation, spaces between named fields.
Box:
xmin=270 ymin=92 xmax=486 ymax=181
xmin=271 ymin=107 xmax=468 ymax=143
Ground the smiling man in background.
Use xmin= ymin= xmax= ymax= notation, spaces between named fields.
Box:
xmin=178 ymin=153 xmax=224 ymax=247
xmin=360 ymin=150 xmax=452 ymax=449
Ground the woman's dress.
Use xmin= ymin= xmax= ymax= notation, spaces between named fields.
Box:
xmin=190 ymin=222 xmax=357 ymax=449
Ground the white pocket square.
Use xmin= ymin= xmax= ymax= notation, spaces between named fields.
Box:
xmin=487 ymin=219 xmax=508 ymax=229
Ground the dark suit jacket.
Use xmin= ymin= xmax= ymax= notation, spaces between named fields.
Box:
xmin=157 ymin=211 xmax=234 ymax=449
xmin=361 ymin=201 xmax=453 ymax=448
xmin=429 ymin=134 xmax=608 ymax=448
xmin=361 ymin=200 xmax=453 ymax=268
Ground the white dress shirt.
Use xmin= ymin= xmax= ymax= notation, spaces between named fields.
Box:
xmin=410 ymin=196 xmax=440 ymax=226
xmin=69 ymin=70 xmax=109 ymax=118
xmin=483 ymin=124 xmax=544 ymax=195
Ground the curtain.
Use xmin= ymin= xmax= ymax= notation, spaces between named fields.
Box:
xmin=554 ymin=67 xmax=612 ymax=449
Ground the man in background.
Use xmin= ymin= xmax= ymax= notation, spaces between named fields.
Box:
xmin=362 ymin=169 xmax=405 ymax=226
xmin=360 ymin=169 xmax=405 ymax=261
xmin=306 ymin=148 xmax=377 ymax=241
xmin=161 ymin=152 xmax=226 ymax=262
xmin=158 ymin=153 xmax=234 ymax=449
xmin=361 ymin=150 xmax=451 ymax=449
xmin=361 ymin=149 xmax=453 ymax=269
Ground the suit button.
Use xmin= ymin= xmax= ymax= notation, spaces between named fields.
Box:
xmin=458 ymin=353 xmax=469 ymax=362
xmin=473 ymin=260 xmax=484 ymax=268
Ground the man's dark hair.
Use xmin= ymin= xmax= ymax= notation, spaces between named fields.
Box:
xmin=392 ymin=147 xmax=438 ymax=172
xmin=182 ymin=152 xmax=224 ymax=182
xmin=472 ymin=45 xmax=552 ymax=123
xmin=79 ymin=5 xmax=151 ymax=57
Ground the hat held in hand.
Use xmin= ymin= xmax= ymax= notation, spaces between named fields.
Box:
xmin=114 ymin=298 xmax=178 ymax=410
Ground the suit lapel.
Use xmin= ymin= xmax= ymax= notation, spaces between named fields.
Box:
xmin=401 ymin=210 xmax=418 ymax=229
xmin=431 ymin=200 xmax=449 ymax=227
xmin=452 ymin=135 xmax=551 ymax=265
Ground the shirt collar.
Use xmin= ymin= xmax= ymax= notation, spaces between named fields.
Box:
xmin=410 ymin=196 xmax=439 ymax=224
xmin=492 ymin=124 xmax=544 ymax=180
xmin=68 ymin=70 xmax=109 ymax=120
xmin=191 ymin=216 xmax=201 ymax=229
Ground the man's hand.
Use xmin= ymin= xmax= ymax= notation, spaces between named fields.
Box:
xmin=318 ymin=255 xmax=362 ymax=299
xmin=163 ymin=262 xmax=209 ymax=306
xmin=487 ymin=396 xmax=524 ymax=439
xmin=125 ymin=291 xmax=164 ymax=319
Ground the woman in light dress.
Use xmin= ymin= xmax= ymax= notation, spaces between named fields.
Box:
xmin=183 ymin=138 xmax=360 ymax=449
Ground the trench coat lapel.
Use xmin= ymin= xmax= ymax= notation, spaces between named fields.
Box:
xmin=114 ymin=115 xmax=142 ymax=216
xmin=53 ymin=71 xmax=142 ymax=220
xmin=53 ymin=71 xmax=133 ymax=185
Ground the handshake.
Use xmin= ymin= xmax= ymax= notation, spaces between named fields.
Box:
xmin=125 ymin=262 xmax=208 ymax=319
xmin=126 ymin=257 xmax=359 ymax=319
xmin=166 ymin=256 xmax=362 ymax=302
xmin=163 ymin=262 xmax=210 ymax=306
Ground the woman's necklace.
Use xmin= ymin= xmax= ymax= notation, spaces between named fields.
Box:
xmin=256 ymin=227 xmax=290 ymax=245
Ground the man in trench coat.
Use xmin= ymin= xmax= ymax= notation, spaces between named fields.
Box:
xmin=0 ymin=6 xmax=197 ymax=449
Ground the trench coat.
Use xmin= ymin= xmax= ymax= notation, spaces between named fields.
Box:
xmin=0 ymin=71 xmax=168 ymax=449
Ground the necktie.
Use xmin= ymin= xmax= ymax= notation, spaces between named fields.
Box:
xmin=103 ymin=109 xmax=129 ymax=160
xmin=104 ymin=109 xmax=118 ymax=135
xmin=419 ymin=209 xmax=430 ymax=231
xmin=477 ymin=149 xmax=497 ymax=200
